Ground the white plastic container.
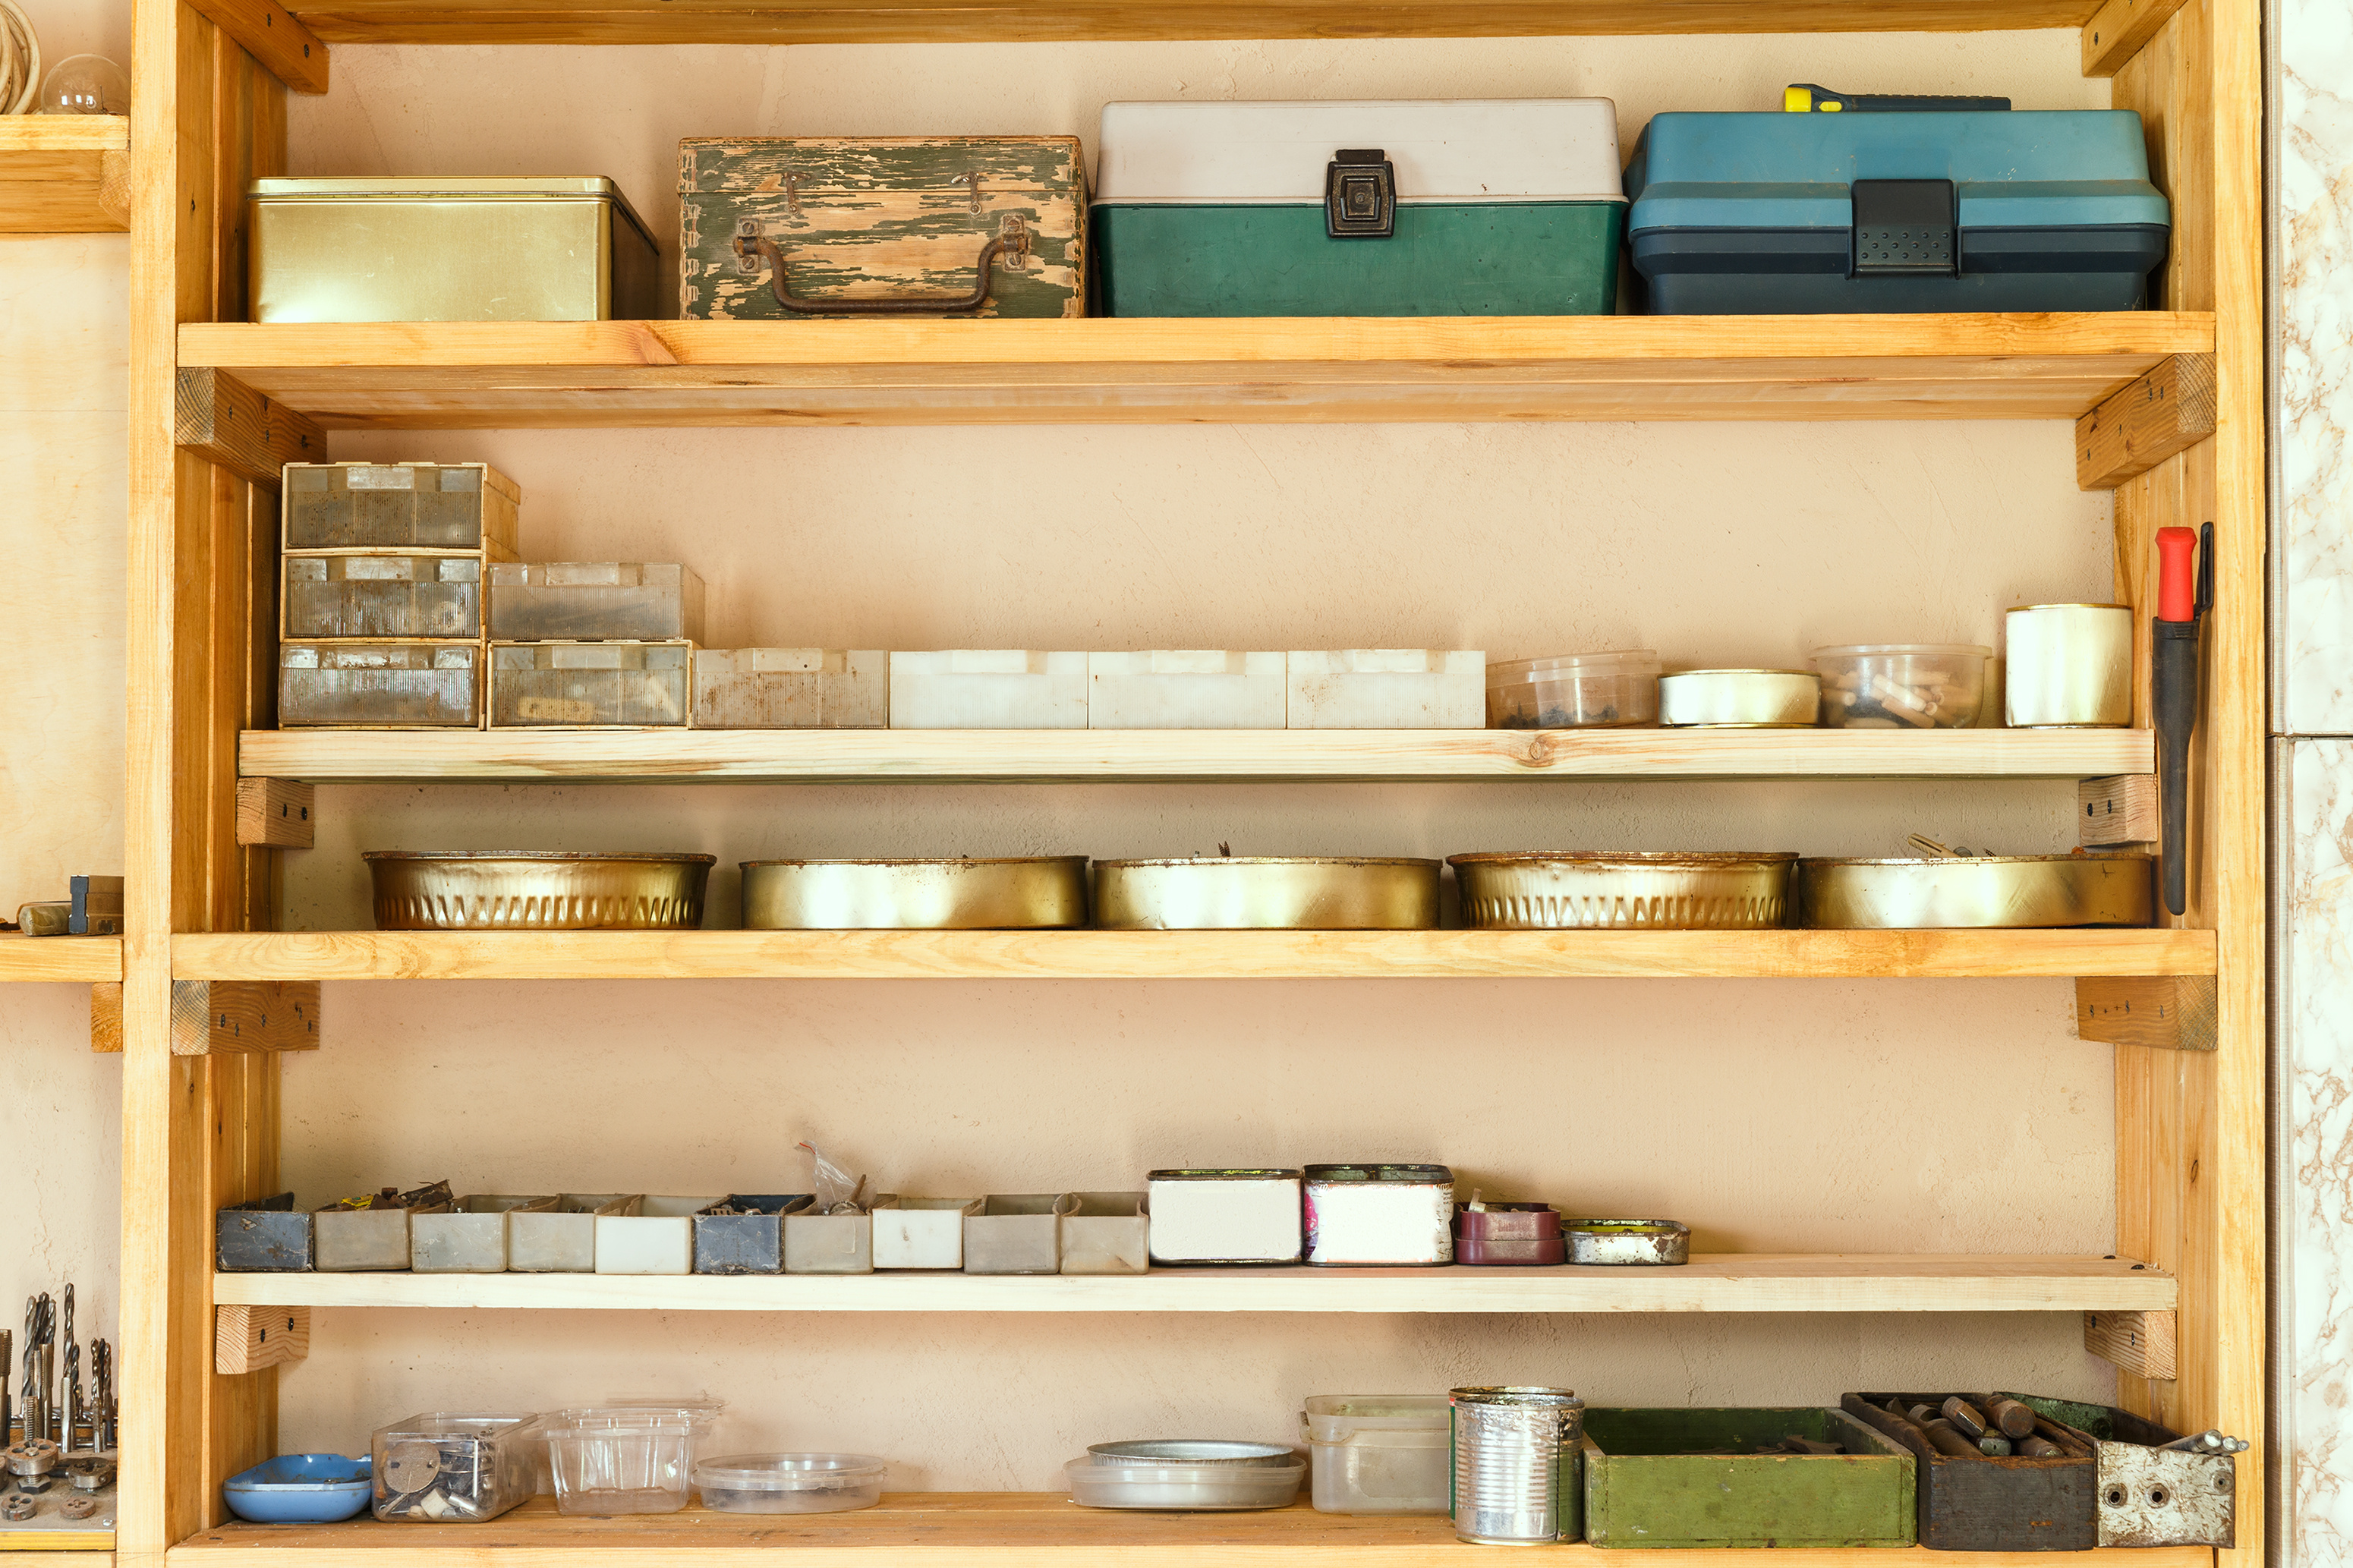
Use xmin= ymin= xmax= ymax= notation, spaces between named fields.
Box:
xmin=491 ymin=642 xmax=690 ymax=727
xmin=784 ymin=1212 xmax=874 ymax=1275
xmin=1288 ymin=650 xmax=1483 ymax=729
xmin=1065 ymin=1455 xmax=1306 ymax=1511
xmin=871 ymin=1195 xmax=980 ymax=1269
xmin=547 ymin=1424 xmax=693 ymax=1516
xmin=964 ymin=1195 xmax=1065 ymax=1275
xmin=509 ymin=1194 xmax=641 ymax=1273
xmin=693 ymin=650 xmax=887 ymax=729
xmin=1147 ymin=1170 xmax=1302 ymax=1265
xmin=887 ymin=650 xmax=1088 ymax=729
xmin=2005 ymin=603 xmax=2134 ymax=726
xmin=1302 ymin=1396 xmax=1450 ymax=1516
xmin=488 ymin=562 xmax=706 ymax=643
xmin=1485 ymin=650 xmax=1661 ymax=729
xmin=695 ymin=1453 xmax=887 ymax=1514
xmin=410 ymin=1195 xmax=557 ymax=1274
xmin=1060 ymin=1192 xmax=1151 ymax=1275
xmin=594 ymin=1196 xmax=725 ymax=1276
xmin=1088 ymin=651 xmax=1287 ymax=729
xmin=1812 ymin=644 xmax=1991 ymax=729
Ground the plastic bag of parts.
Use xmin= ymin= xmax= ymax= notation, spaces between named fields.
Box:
xmin=798 ymin=1141 xmax=869 ymax=1214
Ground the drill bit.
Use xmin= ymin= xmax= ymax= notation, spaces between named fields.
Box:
xmin=60 ymin=1287 xmax=77 ymax=1453
xmin=91 ymin=1341 xmax=112 ymax=1454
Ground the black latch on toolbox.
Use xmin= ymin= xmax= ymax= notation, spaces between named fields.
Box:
xmin=1327 ymin=149 xmax=1396 ymax=238
xmin=1851 ymin=179 xmax=1958 ymax=276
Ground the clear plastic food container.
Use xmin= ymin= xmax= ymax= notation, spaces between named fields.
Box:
xmin=491 ymin=642 xmax=690 ymax=727
xmin=547 ymin=1423 xmax=693 ymax=1516
xmin=1302 ymin=1395 xmax=1450 ymax=1516
xmin=489 ymin=562 xmax=707 ymax=643
xmin=694 ymin=1453 xmax=887 ymax=1514
xmin=1812 ymin=644 xmax=1992 ymax=729
xmin=1485 ymin=650 xmax=1661 ymax=729
xmin=279 ymin=642 xmax=481 ymax=728
xmin=1064 ymin=1454 xmax=1306 ymax=1511
xmin=370 ymin=1412 xmax=545 ymax=1522
xmin=284 ymin=554 xmax=482 ymax=639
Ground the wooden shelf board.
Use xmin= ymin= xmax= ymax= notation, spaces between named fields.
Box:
xmin=216 ymin=1255 xmax=2175 ymax=1315
xmin=286 ymin=0 xmax=2108 ymax=46
xmin=238 ymin=726 xmax=2156 ymax=785
xmin=170 ymin=927 xmax=2216 ymax=982
xmin=0 ymin=935 xmax=123 ymax=983
xmin=175 ymin=315 xmax=2214 ymax=428
xmin=0 ymin=118 xmax=130 ymax=234
xmin=174 ymin=1496 xmax=2213 ymax=1567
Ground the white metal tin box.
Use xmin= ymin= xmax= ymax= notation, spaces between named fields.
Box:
xmin=594 ymin=1195 xmax=726 ymax=1276
xmin=887 ymin=651 xmax=1088 ymax=729
xmin=1302 ymin=1164 xmax=1454 ymax=1266
xmin=1088 ymin=651 xmax=1287 ymax=729
xmin=1288 ymin=650 xmax=1484 ymax=728
xmin=1147 ymin=1169 xmax=1303 ymax=1265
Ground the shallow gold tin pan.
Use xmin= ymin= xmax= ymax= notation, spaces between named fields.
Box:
xmin=740 ymin=857 xmax=1089 ymax=930
xmin=1092 ymin=857 xmax=1439 ymax=930
xmin=1798 ymin=853 xmax=2154 ymax=929
xmin=365 ymin=851 xmax=714 ymax=930
xmin=1447 ymin=852 xmax=1798 ymax=930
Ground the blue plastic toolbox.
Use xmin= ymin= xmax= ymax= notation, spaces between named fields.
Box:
xmin=1622 ymin=105 xmax=2169 ymax=313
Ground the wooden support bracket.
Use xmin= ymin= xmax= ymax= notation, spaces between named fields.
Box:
xmin=2085 ymin=1308 xmax=2178 ymax=1381
xmin=216 ymin=1304 xmax=310 ymax=1374
xmin=2077 ymin=975 xmax=2219 ymax=1052
xmin=89 ymin=982 xmax=121 ymax=1053
xmin=183 ymin=0 xmax=329 ymax=93
xmin=175 ymin=367 xmax=328 ymax=491
xmin=2077 ymin=354 xmax=2216 ymax=489
xmin=2082 ymin=0 xmax=2197 ymax=76
xmin=2079 ymin=773 xmax=2160 ymax=846
xmin=169 ymin=980 xmax=322 ymax=1054
xmin=238 ymin=779 xmax=315 ymax=849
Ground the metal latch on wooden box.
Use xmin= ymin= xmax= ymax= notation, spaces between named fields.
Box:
xmin=1326 ymin=149 xmax=1396 ymax=239
xmin=1851 ymin=179 xmax=1957 ymax=276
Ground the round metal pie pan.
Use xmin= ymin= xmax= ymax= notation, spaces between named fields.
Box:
xmin=1447 ymin=852 xmax=1797 ymax=930
xmin=739 ymin=857 xmax=1088 ymax=930
xmin=364 ymin=851 xmax=713 ymax=930
xmin=1797 ymin=853 xmax=2154 ymax=929
xmin=1092 ymin=857 xmax=1439 ymax=930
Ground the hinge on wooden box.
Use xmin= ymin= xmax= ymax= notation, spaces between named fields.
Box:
xmin=1326 ymin=149 xmax=1396 ymax=239
xmin=1851 ymin=178 xmax=1957 ymax=277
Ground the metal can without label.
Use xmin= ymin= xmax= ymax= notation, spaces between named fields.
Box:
xmin=1450 ymin=1387 xmax=1586 ymax=1544
xmin=1303 ymin=1165 xmax=1454 ymax=1267
xmin=1563 ymin=1219 xmax=1690 ymax=1266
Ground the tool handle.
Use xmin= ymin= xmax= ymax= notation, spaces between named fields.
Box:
xmin=1784 ymin=83 xmax=2012 ymax=112
xmin=2157 ymin=526 xmax=2199 ymax=621
xmin=2156 ymin=620 xmax=2198 ymax=916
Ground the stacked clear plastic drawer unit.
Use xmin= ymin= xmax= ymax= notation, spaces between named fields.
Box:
xmin=276 ymin=462 xmax=523 ymax=729
xmin=487 ymin=563 xmax=706 ymax=728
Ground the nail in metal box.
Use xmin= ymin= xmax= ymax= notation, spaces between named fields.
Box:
xmin=411 ymin=1195 xmax=558 ymax=1274
xmin=692 ymin=1195 xmax=814 ymax=1276
xmin=1059 ymin=1192 xmax=1150 ymax=1274
xmin=1147 ymin=1169 xmax=1302 ymax=1265
xmin=282 ymin=461 xmax=522 ymax=554
xmin=784 ymin=1211 xmax=875 ymax=1274
xmin=1583 ymin=1407 xmax=1916 ymax=1548
xmin=595 ymin=1196 xmax=726 ymax=1276
xmin=963 ymin=1195 xmax=1065 ymax=1275
xmin=509 ymin=1194 xmax=641 ymax=1274
xmin=217 ymin=1193 xmax=312 ymax=1272
xmin=250 ymin=177 xmax=662 ymax=323
xmin=871 ymin=1195 xmax=980 ymax=1269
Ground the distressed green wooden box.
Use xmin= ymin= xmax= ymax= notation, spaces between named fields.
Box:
xmin=1583 ymin=1408 xmax=1916 ymax=1549
xmin=679 ymin=137 xmax=1085 ymax=320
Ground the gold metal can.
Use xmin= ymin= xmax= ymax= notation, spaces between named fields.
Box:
xmin=739 ymin=857 xmax=1088 ymax=930
xmin=1797 ymin=853 xmax=2153 ymax=928
xmin=1657 ymin=669 xmax=1820 ymax=727
xmin=1447 ymin=852 xmax=1797 ymax=930
xmin=1092 ymin=857 xmax=1439 ymax=930
xmin=365 ymin=851 xmax=713 ymax=930
xmin=2004 ymin=603 xmax=2134 ymax=727
xmin=250 ymin=177 xmax=662 ymax=323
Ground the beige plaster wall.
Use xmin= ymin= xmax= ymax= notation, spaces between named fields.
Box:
xmin=269 ymin=31 xmax=2123 ymax=1484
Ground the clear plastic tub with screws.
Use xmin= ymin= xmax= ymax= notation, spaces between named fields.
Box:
xmin=1811 ymin=644 xmax=1991 ymax=729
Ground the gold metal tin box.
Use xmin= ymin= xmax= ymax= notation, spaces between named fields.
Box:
xmin=249 ymin=177 xmax=662 ymax=323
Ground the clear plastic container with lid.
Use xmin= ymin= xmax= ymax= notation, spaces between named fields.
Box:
xmin=1811 ymin=644 xmax=1992 ymax=729
xmin=547 ymin=1423 xmax=694 ymax=1515
xmin=370 ymin=1412 xmax=545 ymax=1522
xmin=694 ymin=1453 xmax=887 ymax=1513
xmin=1485 ymin=650 xmax=1661 ymax=729
xmin=1302 ymin=1395 xmax=1450 ymax=1515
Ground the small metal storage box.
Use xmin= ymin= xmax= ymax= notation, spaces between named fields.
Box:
xmin=871 ymin=1195 xmax=979 ymax=1269
xmin=1147 ymin=1169 xmax=1302 ymax=1265
xmin=595 ymin=1196 xmax=726 ymax=1276
xmin=509 ymin=1194 xmax=641 ymax=1274
xmin=694 ymin=650 xmax=887 ymax=729
xmin=250 ymin=177 xmax=662 ymax=323
xmin=680 ymin=137 xmax=1085 ymax=320
xmin=411 ymin=1195 xmax=557 ymax=1274
xmin=1060 ymin=1192 xmax=1149 ymax=1275
xmin=284 ymin=554 xmax=483 ymax=641
xmin=316 ymin=1201 xmax=449 ymax=1273
xmin=2005 ymin=1394 xmax=2234 ymax=1548
xmin=1841 ymin=1392 xmax=2096 ymax=1551
xmin=283 ymin=462 xmax=521 ymax=554
xmin=217 ymin=1193 xmax=312 ymax=1272
xmin=489 ymin=563 xmax=706 ymax=644
xmin=963 ymin=1195 xmax=1064 ymax=1275
xmin=280 ymin=642 xmax=484 ymax=729
xmin=1583 ymin=1408 xmax=1916 ymax=1548
xmin=692 ymin=1195 xmax=814 ymax=1276
xmin=785 ymin=1211 xmax=875 ymax=1274
xmin=1303 ymin=1163 xmax=1454 ymax=1266
xmin=491 ymin=643 xmax=690 ymax=728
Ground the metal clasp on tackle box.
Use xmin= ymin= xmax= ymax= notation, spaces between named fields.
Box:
xmin=1326 ymin=148 xmax=1395 ymax=239
xmin=732 ymin=213 xmax=1031 ymax=314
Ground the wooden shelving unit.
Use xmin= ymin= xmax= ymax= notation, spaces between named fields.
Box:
xmin=119 ymin=0 xmax=2266 ymax=1560
xmin=178 ymin=313 xmax=2210 ymax=426
xmin=0 ymin=934 xmax=123 ymax=983
xmin=172 ymin=927 xmax=2215 ymax=983
xmin=238 ymin=726 xmax=2156 ymax=784
xmin=0 ymin=117 xmax=131 ymax=234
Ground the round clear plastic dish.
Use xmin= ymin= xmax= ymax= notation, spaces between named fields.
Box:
xmin=546 ymin=1425 xmax=694 ymax=1516
xmin=693 ymin=1453 xmax=887 ymax=1514
xmin=1064 ymin=1455 xmax=1306 ymax=1511
xmin=1485 ymin=650 xmax=1661 ymax=729
xmin=1810 ymin=644 xmax=1992 ymax=729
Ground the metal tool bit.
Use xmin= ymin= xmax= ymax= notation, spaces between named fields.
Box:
xmin=2157 ymin=1428 xmax=2249 ymax=1454
xmin=2019 ymin=1437 xmax=2065 ymax=1458
xmin=1920 ymin=1419 xmax=1982 ymax=1459
xmin=1983 ymin=1396 xmax=2039 ymax=1440
xmin=1979 ymin=1436 xmax=2014 ymax=1456
xmin=1942 ymin=1396 xmax=1989 ymax=1439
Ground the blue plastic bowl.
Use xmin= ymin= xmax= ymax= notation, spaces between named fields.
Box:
xmin=222 ymin=1453 xmax=374 ymax=1523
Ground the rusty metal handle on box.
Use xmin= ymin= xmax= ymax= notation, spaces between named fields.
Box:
xmin=732 ymin=216 xmax=1028 ymax=315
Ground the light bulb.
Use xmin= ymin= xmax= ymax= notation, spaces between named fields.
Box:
xmin=38 ymin=55 xmax=128 ymax=115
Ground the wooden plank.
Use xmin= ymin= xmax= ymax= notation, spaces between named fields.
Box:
xmin=212 ymin=1305 xmax=308 ymax=1374
xmin=167 ymin=927 xmax=2220 ymax=983
xmin=213 ymin=1255 xmax=2175 ymax=1315
xmin=2077 ymin=975 xmax=2219 ymax=1051
xmin=175 ymin=368 xmax=328 ymax=490
xmin=186 ymin=0 xmax=329 ymax=93
xmin=169 ymin=980 xmax=321 ymax=1055
xmin=233 ymin=779 xmax=312 ymax=847
xmin=284 ymin=0 xmax=2105 ymax=44
xmin=0 ymin=118 xmax=131 ymax=234
xmin=91 ymin=982 xmax=123 ymax=1052
xmin=2076 ymin=354 xmax=2216 ymax=487
xmin=0 ymin=936 xmax=125 ymax=982
xmin=2080 ymin=773 xmax=2162 ymax=844
xmin=173 ymin=314 xmax=2214 ymax=428
xmin=236 ymin=727 xmax=2159 ymax=786
xmin=2085 ymin=1309 xmax=2180 ymax=1380
xmin=2084 ymin=0 xmax=2196 ymax=74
